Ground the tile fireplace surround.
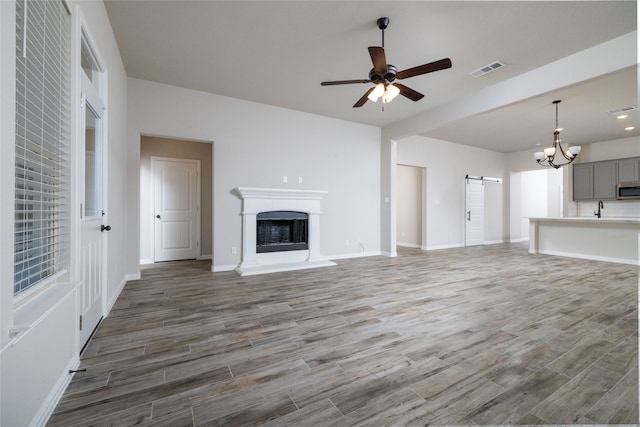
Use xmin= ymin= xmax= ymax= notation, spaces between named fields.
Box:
xmin=234 ymin=187 xmax=336 ymax=276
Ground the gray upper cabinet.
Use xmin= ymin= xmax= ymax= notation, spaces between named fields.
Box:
xmin=573 ymin=156 xmax=639 ymax=201
xmin=617 ymin=158 xmax=639 ymax=182
xmin=573 ymin=163 xmax=593 ymax=201
xmin=593 ymin=161 xmax=617 ymax=200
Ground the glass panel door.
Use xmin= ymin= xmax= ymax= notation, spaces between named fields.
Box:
xmin=84 ymin=102 xmax=101 ymax=218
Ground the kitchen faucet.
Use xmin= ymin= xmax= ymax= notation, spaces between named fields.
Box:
xmin=594 ymin=200 xmax=603 ymax=218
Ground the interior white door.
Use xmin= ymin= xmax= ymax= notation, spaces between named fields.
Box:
xmin=80 ymin=90 xmax=105 ymax=348
xmin=153 ymin=158 xmax=200 ymax=262
xmin=465 ymin=178 xmax=485 ymax=246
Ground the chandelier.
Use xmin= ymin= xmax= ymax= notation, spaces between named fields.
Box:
xmin=534 ymin=100 xmax=581 ymax=169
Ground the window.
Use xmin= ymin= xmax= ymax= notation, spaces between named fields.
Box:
xmin=14 ymin=0 xmax=71 ymax=295
xmin=80 ymin=30 xmax=104 ymax=219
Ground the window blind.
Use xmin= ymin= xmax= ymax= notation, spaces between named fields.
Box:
xmin=14 ymin=0 xmax=71 ymax=295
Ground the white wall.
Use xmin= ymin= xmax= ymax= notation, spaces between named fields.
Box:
xmin=0 ymin=1 xmax=128 ymax=425
xmin=397 ymin=135 xmax=507 ymax=249
xmin=126 ymin=78 xmax=382 ymax=275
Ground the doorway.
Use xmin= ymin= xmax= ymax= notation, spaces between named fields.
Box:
xmin=396 ymin=165 xmax=425 ymax=250
xmin=140 ymin=136 xmax=213 ymax=264
xmin=509 ymin=168 xmax=562 ymax=241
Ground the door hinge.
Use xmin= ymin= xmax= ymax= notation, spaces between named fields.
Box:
xmin=79 ymin=315 xmax=83 ymax=330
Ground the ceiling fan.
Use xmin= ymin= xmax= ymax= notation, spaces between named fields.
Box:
xmin=321 ymin=17 xmax=452 ymax=108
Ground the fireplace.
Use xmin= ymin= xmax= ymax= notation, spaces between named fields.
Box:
xmin=234 ymin=187 xmax=336 ymax=276
xmin=257 ymin=211 xmax=308 ymax=253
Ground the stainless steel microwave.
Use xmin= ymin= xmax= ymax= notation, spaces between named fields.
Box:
xmin=617 ymin=181 xmax=640 ymax=199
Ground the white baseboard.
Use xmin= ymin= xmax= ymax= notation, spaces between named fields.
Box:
xmin=139 ymin=258 xmax=153 ymax=265
xmin=212 ymin=264 xmax=237 ymax=272
xmin=106 ymin=276 xmax=127 ymax=314
xmin=510 ymin=238 xmax=529 ymax=243
xmin=125 ymin=272 xmax=141 ymax=281
xmin=32 ymin=354 xmax=80 ymax=427
xmin=537 ymin=249 xmax=639 ymax=266
xmin=329 ymin=251 xmax=382 ymax=260
xmin=425 ymin=243 xmax=464 ymax=251
xmin=396 ymin=242 xmax=421 ymax=249
xmin=484 ymin=240 xmax=505 ymax=245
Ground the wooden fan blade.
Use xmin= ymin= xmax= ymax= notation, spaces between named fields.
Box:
xmin=396 ymin=58 xmax=452 ymax=80
xmin=395 ymin=83 xmax=424 ymax=102
xmin=354 ymin=87 xmax=374 ymax=108
xmin=321 ymin=79 xmax=371 ymax=86
xmin=368 ymin=46 xmax=387 ymax=75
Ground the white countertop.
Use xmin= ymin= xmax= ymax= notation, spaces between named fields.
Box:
xmin=529 ymin=216 xmax=640 ymax=224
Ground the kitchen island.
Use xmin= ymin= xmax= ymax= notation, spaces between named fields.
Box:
xmin=528 ymin=217 xmax=640 ymax=265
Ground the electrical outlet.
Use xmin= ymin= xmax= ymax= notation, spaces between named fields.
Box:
xmin=283 ymin=176 xmax=288 ymax=183
xmin=298 ymin=177 xmax=303 ymax=183
xmin=231 ymin=246 xmax=237 ymax=255
xmin=346 ymin=239 xmax=349 ymax=246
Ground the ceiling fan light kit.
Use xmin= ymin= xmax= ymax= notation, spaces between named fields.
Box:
xmin=367 ymin=82 xmax=400 ymax=103
xmin=534 ymin=100 xmax=581 ymax=169
xmin=321 ymin=17 xmax=452 ymax=108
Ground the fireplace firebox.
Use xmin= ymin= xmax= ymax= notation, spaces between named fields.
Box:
xmin=256 ymin=211 xmax=308 ymax=253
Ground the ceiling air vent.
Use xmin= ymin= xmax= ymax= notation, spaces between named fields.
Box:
xmin=470 ymin=61 xmax=505 ymax=78
xmin=607 ymin=106 xmax=637 ymax=116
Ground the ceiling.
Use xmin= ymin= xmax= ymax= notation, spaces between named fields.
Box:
xmin=103 ymin=1 xmax=638 ymax=153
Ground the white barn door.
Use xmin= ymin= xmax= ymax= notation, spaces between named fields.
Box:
xmin=465 ymin=178 xmax=485 ymax=246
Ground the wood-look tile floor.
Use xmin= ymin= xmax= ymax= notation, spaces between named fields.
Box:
xmin=48 ymin=244 xmax=638 ymax=426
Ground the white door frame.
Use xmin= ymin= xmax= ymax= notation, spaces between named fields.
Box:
xmin=151 ymin=156 xmax=201 ymax=262
xmin=77 ymin=24 xmax=108 ymax=351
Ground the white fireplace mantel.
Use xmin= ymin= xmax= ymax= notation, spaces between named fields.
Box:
xmin=234 ymin=187 xmax=336 ymax=276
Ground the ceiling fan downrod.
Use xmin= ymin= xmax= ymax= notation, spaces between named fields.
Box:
xmin=377 ymin=17 xmax=389 ymax=47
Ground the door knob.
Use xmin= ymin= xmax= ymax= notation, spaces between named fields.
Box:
xmin=156 ymin=214 xmax=161 ymax=219
xmin=101 ymin=225 xmax=111 ymax=232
